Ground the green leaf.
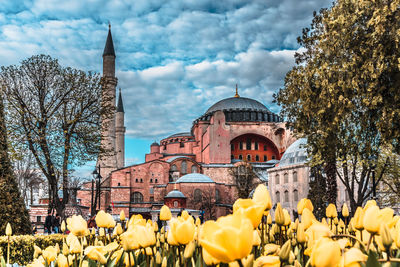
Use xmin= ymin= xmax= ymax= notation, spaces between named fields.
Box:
xmin=366 ymin=252 xmax=380 ymax=267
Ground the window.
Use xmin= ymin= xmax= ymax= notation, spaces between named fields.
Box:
xmin=272 ymin=155 xmax=276 ymax=159
xmin=37 ymin=216 xmax=41 ymax=222
xmin=275 ymin=191 xmax=280 ymax=203
xmin=239 ymin=155 xmax=243 ymax=160
xmin=284 ymin=190 xmax=289 ymax=202
xmin=150 ymin=187 xmax=154 ymax=194
xmin=264 ymin=145 xmax=267 ymax=151
xmin=284 ymin=173 xmax=288 ymax=183
xmin=117 ymin=182 xmax=121 ymax=186
xmin=215 ymin=189 xmax=221 ymax=203
xmin=155 ymin=179 xmax=158 ymax=183
xmin=275 ymin=175 xmax=279 ymax=184
xmin=140 ymin=179 xmax=143 ymax=183
xmin=231 ymin=144 xmax=235 ymax=151
xmin=293 ymin=190 xmax=298 ymax=202
xmin=293 ymin=171 xmax=298 ymax=182
xmin=255 ymin=155 xmax=259 ymax=161
xmin=191 ymin=165 xmax=198 ymax=173
xmin=150 ymin=196 xmax=154 ymax=202
xmin=246 ymin=139 xmax=251 ymax=150
xmin=181 ymin=161 xmax=187 ymax=174
xmin=247 ymin=155 xmax=251 ymax=161
xmin=135 ymin=178 xmax=138 ymax=183
xmin=255 ymin=142 xmax=259 ymax=150
xmin=194 ymin=189 xmax=202 ymax=202
xmin=174 ymin=201 xmax=178 ymax=207
xmin=239 ymin=142 xmax=243 ymax=150
xmin=180 ymin=142 xmax=184 ymax=147
xmin=131 ymin=192 xmax=143 ymax=203
xmin=264 ymin=155 xmax=267 ymax=161
xmin=150 ymin=179 xmax=153 ymax=183
xmin=171 ymin=165 xmax=177 ymax=171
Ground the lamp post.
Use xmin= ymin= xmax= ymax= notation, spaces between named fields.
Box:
xmin=92 ymin=165 xmax=102 ymax=214
xmin=369 ymin=155 xmax=377 ymax=201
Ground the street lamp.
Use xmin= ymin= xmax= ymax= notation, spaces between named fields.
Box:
xmin=369 ymin=155 xmax=377 ymax=201
xmin=91 ymin=165 xmax=102 ymax=214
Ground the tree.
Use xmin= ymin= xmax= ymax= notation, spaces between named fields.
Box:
xmin=229 ymin=161 xmax=261 ymax=199
xmin=0 ymin=55 xmax=111 ymax=217
xmin=307 ymin=166 xmax=327 ymax=220
xmin=275 ymin=0 xmax=400 ymax=212
xmin=0 ymin=93 xmax=31 ymax=234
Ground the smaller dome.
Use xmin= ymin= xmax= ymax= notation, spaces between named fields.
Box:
xmin=151 ymin=142 xmax=159 ymax=146
xmin=176 ymin=173 xmax=215 ymax=183
xmin=167 ymin=132 xmax=193 ymax=139
xmin=165 ymin=189 xmax=186 ymax=198
xmin=279 ymin=138 xmax=308 ymax=167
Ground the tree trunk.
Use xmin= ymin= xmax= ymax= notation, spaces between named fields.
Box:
xmin=324 ymin=159 xmax=337 ymax=205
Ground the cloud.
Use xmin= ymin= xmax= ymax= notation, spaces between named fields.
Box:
xmin=1 ymin=0 xmax=333 ymax=142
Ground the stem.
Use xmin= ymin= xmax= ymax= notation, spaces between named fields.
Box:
xmin=7 ymin=236 xmax=10 ymax=267
xmin=128 ymin=251 xmax=132 ymax=267
xmin=366 ymin=234 xmax=374 ymax=252
xmin=261 ymin=215 xmax=265 ymax=254
xmin=237 ymin=259 xmax=244 ymax=267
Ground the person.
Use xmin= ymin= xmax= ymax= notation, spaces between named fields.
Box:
xmin=156 ymin=215 xmax=162 ymax=231
xmin=32 ymin=225 xmax=37 ymax=235
xmin=44 ymin=211 xmax=53 ymax=234
xmin=53 ymin=214 xmax=61 ymax=233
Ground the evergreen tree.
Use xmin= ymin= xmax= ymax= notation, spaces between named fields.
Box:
xmin=0 ymin=94 xmax=31 ymax=235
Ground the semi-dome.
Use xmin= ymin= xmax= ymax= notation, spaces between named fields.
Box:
xmin=279 ymin=138 xmax=308 ymax=167
xmin=165 ymin=189 xmax=186 ymax=198
xmin=176 ymin=173 xmax=215 ymax=183
xmin=206 ymin=97 xmax=270 ymax=114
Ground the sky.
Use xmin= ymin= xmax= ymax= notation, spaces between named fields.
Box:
xmin=0 ymin=0 xmax=333 ymax=179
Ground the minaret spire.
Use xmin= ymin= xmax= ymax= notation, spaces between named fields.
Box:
xmin=234 ymin=84 xmax=240 ymax=98
xmin=103 ymin=23 xmax=115 ymax=57
xmin=117 ymin=88 xmax=124 ymax=112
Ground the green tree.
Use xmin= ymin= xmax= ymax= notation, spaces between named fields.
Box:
xmin=276 ymin=0 xmax=400 ymax=212
xmin=0 ymin=55 xmax=112 ymax=217
xmin=0 ymin=93 xmax=31 ymax=235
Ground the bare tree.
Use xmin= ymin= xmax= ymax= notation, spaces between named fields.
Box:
xmin=229 ymin=161 xmax=261 ymax=199
xmin=0 ymin=55 xmax=112 ymax=216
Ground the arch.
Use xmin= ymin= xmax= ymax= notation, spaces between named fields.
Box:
xmin=181 ymin=161 xmax=187 ymax=174
xmin=255 ymin=155 xmax=260 ymax=161
xmin=284 ymin=173 xmax=289 ymax=183
xmin=275 ymin=191 xmax=280 ymax=203
xmin=293 ymin=189 xmax=298 ymax=202
xmin=293 ymin=171 xmax=298 ymax=182
xmin=131 ymin=192 xmax=143 ymax=203
xmin=247 ymin=154 xmax=251 ymax=161
xmin=284 ymin=190 xmax=289 ymax=202
xmin=194 ymin=189 xmax=202 ymax=202
xmin=230 ymin=133 xmax=281 ymax=162
xmin=275 ymin=174 xmax=280 ymax=185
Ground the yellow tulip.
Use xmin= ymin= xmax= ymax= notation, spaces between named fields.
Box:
xmin=297 ymin=223 xmax=306 ymax=244
xmin=111 ymin=249 xmax=124 ymax=264
xmin=160 ymin=205 xmax=172 ymax=221
xmin=96 ymin=210 xmax=116 ymax=228
xmin=363 ymin=205 xmax=380 ymax=234
xmin=202 ymin=247 xmax=220 ymax=266
xmin=134 ymin=224 xmax=156 ymax=248
xmin=310 ymin=238 xmax=341 ymax=267
xmin=305 ymin=222 xmax=332 ymax=247
xmin=297 ymin=198 xmax=314 ymax=215
xmin=379 ymin=208 xmax=394 ymax=228
xmin=353 ymin=207 xmax=364 ymax=231
xmin=57 ymin=254 xmax=68 ymax=267
xmin=170 ymin=217 xmax=195 ymax=245
xmin=342 ymin=203 xmax=349 ymax=217
xmin=263 ymin=244 xmax=280 ymax=255
xmin=363 ymin=200 xmax=377 ymax=212
xmin=326 ymin=203 xmax=338 ymax=218
xmin=33 ymin=245 xmax=42 ymax=258
xmin=234 ymin=199 xmax=265 ymax=228
xmin=252 ymin=184 xmax=272 ymax=211
xmin=253 ymin=230 xmax=261 ymax=246
xmin=267 ymin=214 xmax=272 ymax=224
xmin=302 ymin=208 xmax=316 ymax=230
xmin=380 ymin=223 xmax=393 ymax=249
xmin=69 ymin=236 xmax=82 ymax=254
xmin=120 ymin=230 xmax=140 ymax=251
xmin=283 ymin=209 xmax=291 ymax=226
xmin=279 ymin=240 xmax=291 ymax=261
xmin=181 ymin=210 xmax=190 ymax=220
xmin=254 ymin=256 xmax=280 ymax=267
xmin=67 ymin=215 xmax=88 ymax=237
xmin=42 ymin=246 xmax=57 ymax=264
xmin=167 ymin=229 xmax=179 ymax=246
xmin=342 ymin=248 xmax=367 ymax=267
xmin=6 ymin=223 xmax=12 ymax=236
xmin=275 ymin=203 xmax=285 ymax=226
xmin=200 ymin=213 xmax=253 ymax=263
xmin=120 ymin=210 xmax=126 ymax=221
xmin=86 ymin=247 xmax=107 ymax=264
xmin=184 ymin=241 xmax=196 ymax=259
xmin=124 ymin=252 xmax=135 ymax=267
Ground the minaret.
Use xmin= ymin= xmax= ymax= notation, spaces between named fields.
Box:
xmin=98 ymin=24 xmax=118 ymax=179
xmin=115 ymin=88 xmax=125 ymax=169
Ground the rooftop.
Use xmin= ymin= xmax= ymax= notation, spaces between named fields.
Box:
xmin=176 ymin=173 xmax=215 ymax=183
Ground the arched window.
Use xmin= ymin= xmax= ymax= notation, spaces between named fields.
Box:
xmin=131 ymin=192 xmax=143 ymax=203
xmin=264 ymin=145 xmax=267 ymax=151
xmin=171 ymin=165 xmax=177 ymax=171
xmin=275 ymin=191 xmax=280 ymax=203
xmin=293 ymin=171 xmax=298 ymax=182
xmin=264 ymin=155 xmax=267 ymax=161
xmin=284 ymin=173 xmax=289 ymax=183
xmin=238 ymin=155 xmax=243 ymax=160
xmin=284 ymin=190 xmax=289 ymax=202
xmin=239 ymin=142 xmax=243 ymax=150
xmin=194 ymin=189 xmax=202 ymax=202
xmin=275 ymin=175 xmax=280 ymax=185
xmin=174 ymin=201 xmax=178 ymax=207
xmin=231 ymin=144 xmax=235 ymax=151
xmin=255 ymin=155 xmax=260 ymax=161
xmin=246 ymin=139 xmax=251 ymax=150
xmin=255 ymin=142 xmax=259 ymax=150
xmin=181 ymin=161 xmax=187 ymax=174
xmin=247 ymin=155 xmax=251 ymax=161
xmin=293 ymin=189 xmax=298 ymax=202
xmin=215 ymin=189 xmax=221 ymax=203
xmin=191 ymin=165 xmax=198 ymax=173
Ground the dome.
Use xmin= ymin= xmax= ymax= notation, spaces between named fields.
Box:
xmin=176 ymin=173 xmax=215 ymax=183
xmin=150 ymin=142 xmax=159 ymax=146
xmin=279 ymin=138 xmax=308 ymax=167
xmin=165 ymin=189 xmax=186 ymax=198
xmin=167 ymin=132 xmax=193 ymax=139
xmin=206 ymin=97 xmax=270 ymax=114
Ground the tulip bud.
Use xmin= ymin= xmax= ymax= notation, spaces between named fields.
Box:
xmin=160 ymin=205 xmax=172 ymax=221
xmin=62 ymin=242 xmax=69 ymax=256
xmin=267 ymin=214 xmax=272 ymax=224
xmin=279 ymin=240 xmax=291 ymax=262
xmin=380 ymin=223 xmax=393 ymax=250
xmin=55 ymin=243 xmax=60 ymax=254
xmin=354 ymin=207 xmax=364 ymax=231
xmin=333 ymin=217 xmax=339 ymax=225
xmin=6 ymin=223 xmax=12 ymax=236
xmin=283 ymin=209 xmax=291 ymax=226
xmin=242 ymin=254 xmax=254 ymax=267
xmin=61 ymin=220 xmax=66 ymax=232
xmin=91 ymin=227 xmax=96 ymax=235
xmin=155 ymin=251 xmax=162 ymax=264
xmin=184 ymin=241 xmax=196 ymax=259
xmin=364 ymin=206 xmax=380 ymax=234
xmin=275 ymin=203 xmax=285 ymax=226
xmin=297 ymin=223 xmax=306 ymax=244
xmin=342 ymin=203 xmax=349 ymax=218
xmin=253 ymin=230 xmax=261 ymax=246
xmin=289 ymin=251 xmax=295 ymax=265
xmin=33 ymin=245 xmax=42 ymax=258
xmin=99 ymin=227 xmax=105 ymax=237
xmin=120 ymin=210 xmax=126 ymax=221
xmin=57 ymin=254 xmax=68 ymax=267
xmin=161 ymin=257 xmax=167 ymax=267
xmin=326 ymin=203 xmax=338 ymax=218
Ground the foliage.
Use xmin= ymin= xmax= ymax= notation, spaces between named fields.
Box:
xmin=0 ymin=234 xmax=63 ymax=265
xmin=0 ymin=55 xmax=112 ymax=216
xmin=0 ymin=94 xmax=31 ymax=235
xmin=275 ymin=0 xmax=400 ymax=212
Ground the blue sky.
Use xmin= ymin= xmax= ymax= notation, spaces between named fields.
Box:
xmin=0 ymin=0 xmax=332 ymax=179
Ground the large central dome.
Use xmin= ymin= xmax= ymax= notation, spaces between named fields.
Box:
xmin=206 ymin=97 xmax=270 ymax=114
